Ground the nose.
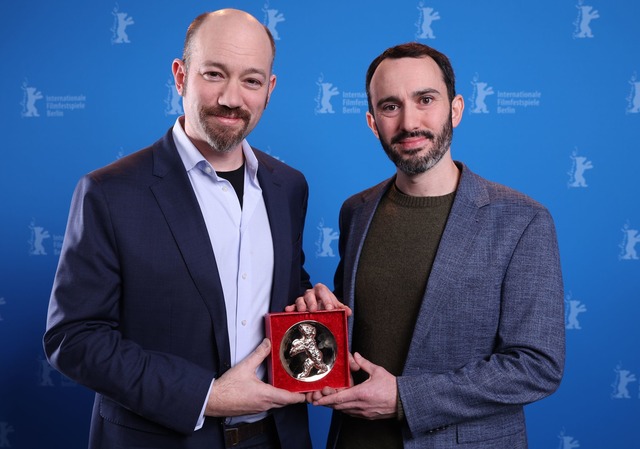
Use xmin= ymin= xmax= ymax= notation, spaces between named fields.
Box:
xmin=400 ymin=105 xmax=421 ymax=132
xmin=217 ymin=80 xmax=242 ymax=109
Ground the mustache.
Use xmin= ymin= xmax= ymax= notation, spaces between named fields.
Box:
xmin=201 ymin=105 xmax=250 ymax=121
xmin=390 ymin=130 xmax=435 ymax=145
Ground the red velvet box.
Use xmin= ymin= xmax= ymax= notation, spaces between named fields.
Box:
xmin=265 ymin=309 xmax=350 ymax=393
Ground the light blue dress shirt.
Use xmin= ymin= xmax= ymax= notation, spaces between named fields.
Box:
xmin=172 ymin=118 xmax=273 ymax=427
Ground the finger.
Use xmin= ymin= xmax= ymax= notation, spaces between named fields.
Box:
xmin=348 ymin=353 xmax=360 ymax=372
xmin=314 ymin=389 xmax=356 ymax=407
xmin=321 ymin=386 xmax=338 ymax=395
xmin=268 ymin=387 xmax=306 ymax=406
xmin=314 ymin=284 xmax=353 ymax=316
xmin=286 ymin=295 xmax=310 ymax=312
xmin=314 ymin=283 xmax=336 ymax=310
xmin=310 ymin=390 xmax=324 ymax=402
xmin=291 ymin=292 xmax=317 ymax=312
xmin=240 ymin=338 xmax=271 ymax=370
xmin=303 ymin=290 xmax=319 ymax=312
xmin=286 ymin=392 xmax=307 ymax=404
xmin=314 ymin=394 xmax=346 ymax=407
xmin=352 ymin=352 xmax=375 ymax=375
xmin=284 ymin=303 xmax=296 ymax=312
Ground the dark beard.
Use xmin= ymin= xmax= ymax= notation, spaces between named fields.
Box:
xmin=199 ymin=105 xmax=251 ymax=154
xmin=380 ymin=116 xmax=453 ymax=175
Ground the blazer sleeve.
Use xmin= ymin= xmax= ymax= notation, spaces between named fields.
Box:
xmin=43 ymin=175 xmax=214 ymax=435
xmin=398 ymin=206 xmax=565 ymax=435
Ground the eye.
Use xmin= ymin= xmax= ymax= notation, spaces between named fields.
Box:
xmin=202 ymin=71 xmax=223 ymax=81
xmin=244 ymin=78 xmax=264 ymax=89
xmin=379 ymin=103 xmax=400 ymax=117
xmin=419 ymin=96 xmax=433 ymax=105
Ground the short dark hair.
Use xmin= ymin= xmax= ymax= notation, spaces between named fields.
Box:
xmin=181 ymin=12 xmax=276 ymax=72
xmin=365 ymin=42 xmax=456 ymax=113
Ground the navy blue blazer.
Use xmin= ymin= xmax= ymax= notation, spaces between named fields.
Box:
xmin=328 ymin=163 xmax=565 ymax=449
xmin=44 ymin=129 xmax=312 ymax=449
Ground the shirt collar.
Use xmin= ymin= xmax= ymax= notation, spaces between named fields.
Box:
xmin=172 ymin=117 xmax=259 ymax=182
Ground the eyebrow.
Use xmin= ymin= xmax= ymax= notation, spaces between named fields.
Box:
xmin=375 ymin=88 xmax=442 ymax=108
xmin=201 ymin=61 xmax=268 ymax=79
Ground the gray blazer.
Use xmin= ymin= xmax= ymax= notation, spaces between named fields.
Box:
xmin=327 ymin=162 xmax=565 ymax=449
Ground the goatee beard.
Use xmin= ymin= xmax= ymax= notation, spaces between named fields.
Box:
xmin=199 ymin=105 xmax=251 ymax=154
xmin=381 ymin=118 xmax=453 ymax=176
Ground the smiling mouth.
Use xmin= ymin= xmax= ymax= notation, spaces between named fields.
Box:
xmin=202 ymin=105 xmax=250 ymax=125
xmin=391 ymin=130 xmax=434 ymax=148
xmin=395 ymin=137 xmax=433 ymax=154
xmin=211 ymin=114 xmax=243 ymax=124
xmin=398 ymin=136 xmax=427 ymax=147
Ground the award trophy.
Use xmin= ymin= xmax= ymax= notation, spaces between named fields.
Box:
xmin=265 ymin=309 xmax=349 ymax=393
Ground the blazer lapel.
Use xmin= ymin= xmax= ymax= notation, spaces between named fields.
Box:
xmin=148 ymin=132 xmax=232 ymax=370
xmin=405 ymin=164 xmax=488 ymax=363
xmin=346 ymin=165 xmax=489 ymax=365
xmin=344 ymin=179 xmax=393 ymax=339
xmin=254 ymin=153 xmax=291 ymax=313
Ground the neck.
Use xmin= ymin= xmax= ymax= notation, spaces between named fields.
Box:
xmin=395 ymin=154 xmax=460 ymax=197
xmin=181 ymin=115 xmax=245 ymax=172
xmin=198 ymin=144 xmax=245 ymax=172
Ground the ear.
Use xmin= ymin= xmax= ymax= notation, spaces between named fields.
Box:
xmin=366 ymin=111 xmax=380 ymax=138
xmin=172 ymin=59 xmax=186 ymax=96
xmin=451 ymin=94 xmax=464 ymax=128
xmin=265 ymin=74 xmax=277 ymax=105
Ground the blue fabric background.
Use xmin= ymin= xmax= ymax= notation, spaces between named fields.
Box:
xmin=1 ymin=1 xmax=638 ymax=447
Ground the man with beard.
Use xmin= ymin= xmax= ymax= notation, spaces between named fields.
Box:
xmin=44 ymin=9 xmax=312 ymax=449
xmin=290 ymin=43 xmax=565 ymax=448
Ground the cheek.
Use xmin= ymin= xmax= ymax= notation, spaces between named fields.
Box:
xmin=374 ymin=118 xmax=397 ymax=139
xmin=247 ymin=93 xmax=269 ymax=115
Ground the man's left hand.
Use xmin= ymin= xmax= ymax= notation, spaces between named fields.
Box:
xmin=311 ymin=352 xmax=397 ymax=420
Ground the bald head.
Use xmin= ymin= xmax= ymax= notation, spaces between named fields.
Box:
xmin=182 ymin=9 xmax=276 ymax=72
xmin=171 ymin=8 xmax=278 ymax=162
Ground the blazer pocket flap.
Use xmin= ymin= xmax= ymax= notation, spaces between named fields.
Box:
xmin=456 ymin=412 xmax=524 ymax=443
xmin=99 ymin=395 xmax=173 ymax=435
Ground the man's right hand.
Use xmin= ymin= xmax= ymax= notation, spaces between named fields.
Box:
xmin=205 ymin=338 xmax=306 ymax=417
xmin=285 ymin=283 xmax=352 ymax=316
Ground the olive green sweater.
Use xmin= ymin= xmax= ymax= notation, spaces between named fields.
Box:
xmin=337 ymin=184 xmax=455 ymax=449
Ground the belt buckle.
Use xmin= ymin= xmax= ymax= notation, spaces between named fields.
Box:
xmin=225 ymin=427 xmax=240 ymax=447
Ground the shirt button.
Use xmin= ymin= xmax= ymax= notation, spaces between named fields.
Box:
xmin=241 ymin=273 xmax=247 ymax=280
xmin=241 ymin=320 xmax=247 ymax=326
xmin=222 ymin=186 xmax=228 ymax=192
xmin=204 ymin=166 xmax=212 ymax=174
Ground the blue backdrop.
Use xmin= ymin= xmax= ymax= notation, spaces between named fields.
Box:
xmin=1 ymin=1 xmax=639 ymax=448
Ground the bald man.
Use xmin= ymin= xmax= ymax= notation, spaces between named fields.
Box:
xmin=44 ymin=9 xmax=312 ymax=449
